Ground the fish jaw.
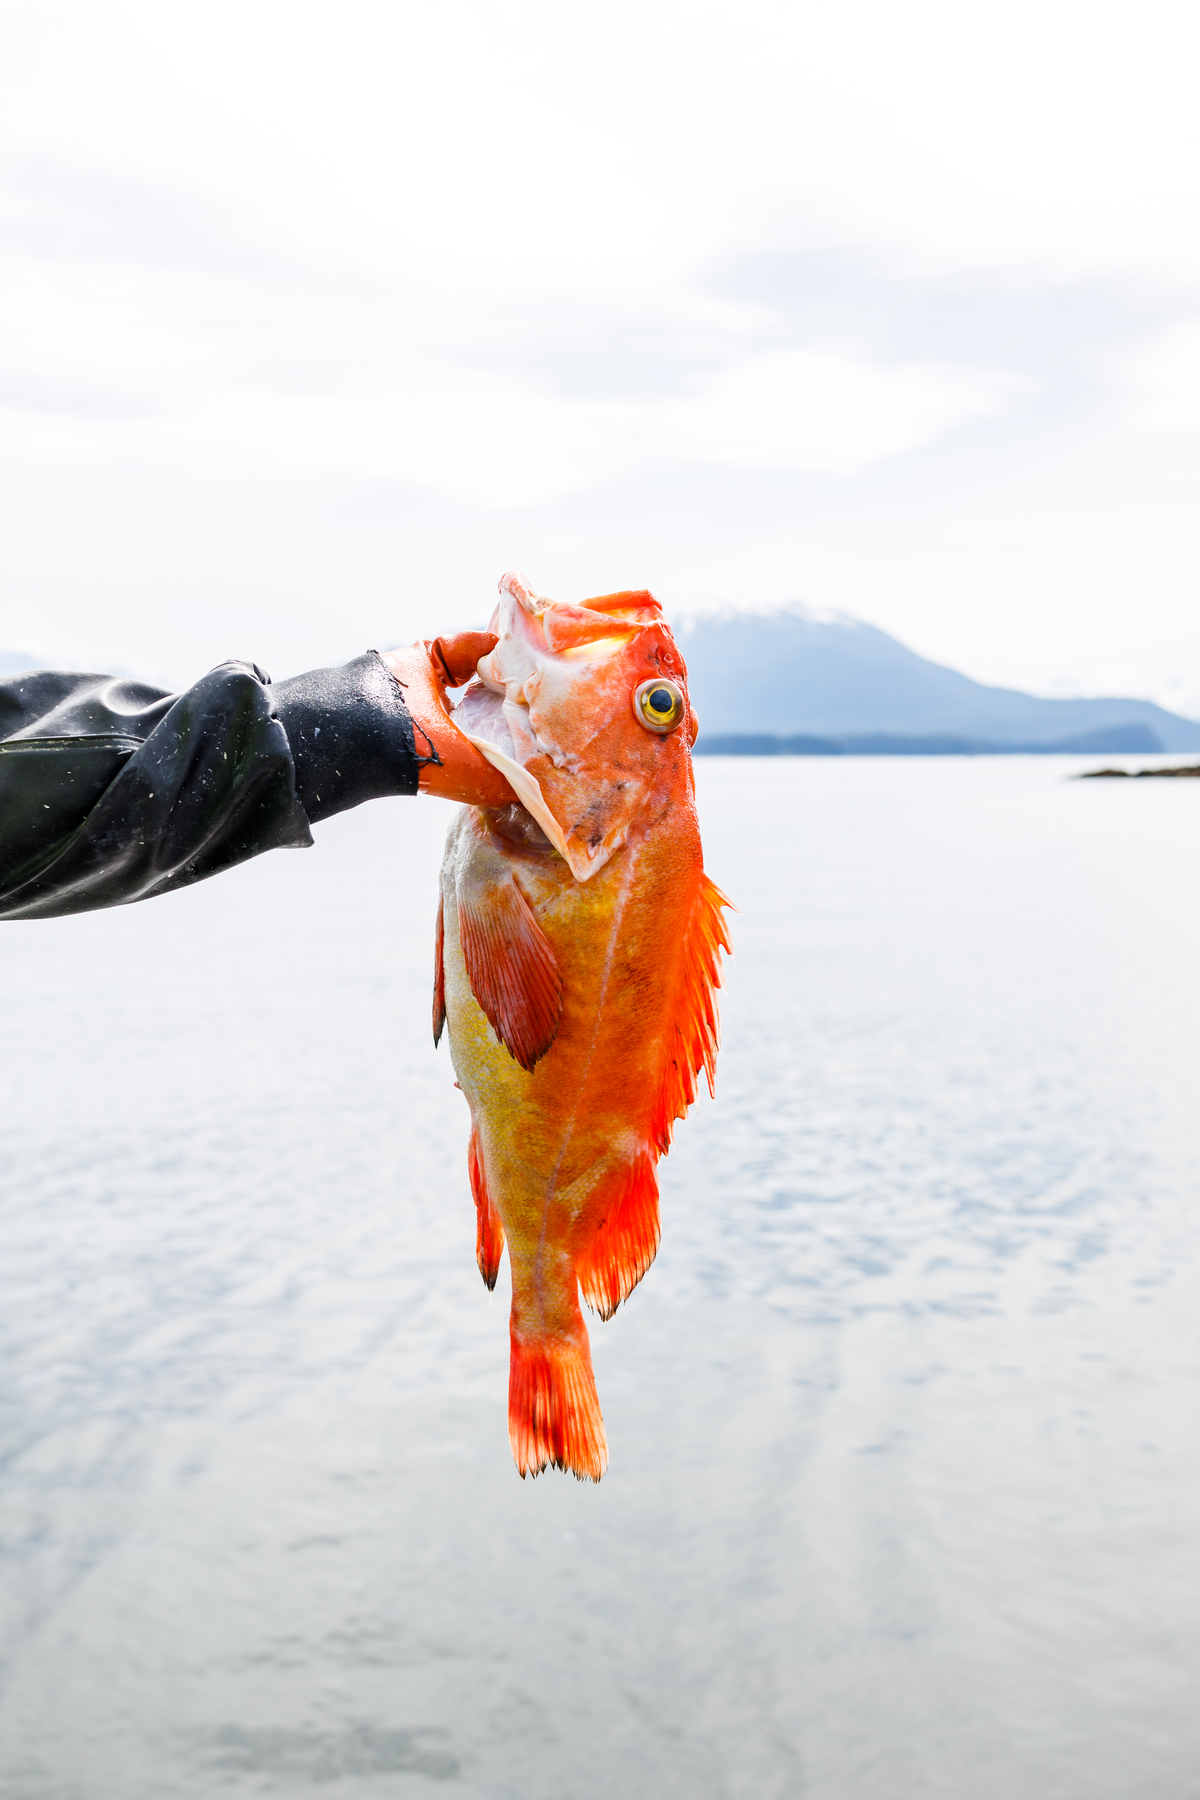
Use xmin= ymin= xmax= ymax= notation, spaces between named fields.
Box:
xmin=454 ymin=572 xmax=697 ymax=882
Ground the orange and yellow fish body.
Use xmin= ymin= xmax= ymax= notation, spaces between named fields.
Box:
xmin=435 ymin=574 xmax=730 ymax=1480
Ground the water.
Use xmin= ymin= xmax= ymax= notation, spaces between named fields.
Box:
xmin=2 ymin=758 xmax=1200 ymax=1799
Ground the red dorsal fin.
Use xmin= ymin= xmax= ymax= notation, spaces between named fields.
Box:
xmin=433 ymin=893 xmax=446 ymax=1047
xmin=649 ymin=873 xmax=733 ymax=1154
xmin=468 ymin=1124 xmax=505 ymax=1290
xmin=577 ymin=1154 xmax=661 ymax=1321
xmin=456 ymin=849 xmax=562 ymax=1072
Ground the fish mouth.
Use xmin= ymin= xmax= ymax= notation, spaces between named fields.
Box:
xmin=451 ymin=677 xmax=582 ymax=870
xmin=450 ymin=570 xmax=676 ymax=882
xmin=460 ymin=731 xmax=573 ymax=865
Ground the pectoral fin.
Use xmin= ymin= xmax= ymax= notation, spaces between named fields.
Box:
xmin=433 ymin=893 xmax=446 ymax=1048
xmin=456 ymin=853 xmax=562 ymax=1072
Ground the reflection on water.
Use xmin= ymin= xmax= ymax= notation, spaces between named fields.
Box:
xmin=2 ymin=758 xmax=1199 ymax=1799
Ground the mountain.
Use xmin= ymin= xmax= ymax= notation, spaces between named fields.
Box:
xmin=678 ymin=609 xmax=1200 ymax=754
xmin=7 ymin=626 xmax=1196 ymax=755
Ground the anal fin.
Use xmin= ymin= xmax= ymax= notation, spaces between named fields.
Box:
xmin=577 ymin=1154 xmax=661 ymax=1321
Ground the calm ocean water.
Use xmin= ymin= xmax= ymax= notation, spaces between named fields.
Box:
xmin=2 ymin=757 xmax=1199 ymax=1799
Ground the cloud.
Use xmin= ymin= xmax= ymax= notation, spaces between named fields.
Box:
xmin=1124 ymin=320 xmax=1200 ymax=434
xmin=0 ymin=165 xmax=280 ymax=276
xmin=0 ymin=170 xmax=1027 ymax=504
xmin=709 ymin=250 xmax=1193 ymax=391
xmin=0 ymin=317 xmax=1019 ymax=505
xmin=5 ymin=0 xmax=1200 ymax=297
xmin=646 ymin=347 xmax=1019 ymax=475
xmin=2 ymin=0 xmax=1200 ymax=705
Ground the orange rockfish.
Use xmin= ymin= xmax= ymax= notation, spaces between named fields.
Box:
xmin=434 ymin=572 xmax=730 ymax=1480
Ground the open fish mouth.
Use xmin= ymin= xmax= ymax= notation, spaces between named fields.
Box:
xmin=449 ymin=572 xmax=693 ymax=882
xmin=466 ymin=734 xmax=574 ymax=864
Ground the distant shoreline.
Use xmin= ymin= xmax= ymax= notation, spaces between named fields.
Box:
xmin=1077 ymin=765 xmax=1200 ymax=779
xmin=693 ymin=729 xmax=1168 ymax=757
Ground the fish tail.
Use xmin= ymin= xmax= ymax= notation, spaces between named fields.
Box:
xmin=508 ymin=1329 xmax=608 ymax=1482
xmin=577 ymin=1153 xmax=660 ymax=1322
xmin=468 ymin=1127 xmax=505 ymax=1291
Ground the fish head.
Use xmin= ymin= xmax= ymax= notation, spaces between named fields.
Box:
xmin=451 ymin=571 xmax=698 ymax=880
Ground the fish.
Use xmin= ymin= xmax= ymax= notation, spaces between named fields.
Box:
xmin=434 ymin=572 xmax=731 ymax=1480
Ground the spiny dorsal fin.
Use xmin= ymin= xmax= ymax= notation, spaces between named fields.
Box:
xmin=456 ymin=850 xmax=562 ymax=1073
xmin=649 ymin=873 xmax=733 ymax=1154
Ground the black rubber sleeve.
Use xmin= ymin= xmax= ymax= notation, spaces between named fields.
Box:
xmin=0 ymin=651 xmax=424 ymax=921
xmin=271 ymin=650 xmax=422 ymax=823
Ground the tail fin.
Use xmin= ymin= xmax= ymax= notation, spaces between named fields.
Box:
xmin=468 ymin=1126 xmax=505 ymax=1290
xmin=577 ymin=1153 xmax=661 ymax=1321
xmin=508 ymin=1332 xmax=608 ymax=1481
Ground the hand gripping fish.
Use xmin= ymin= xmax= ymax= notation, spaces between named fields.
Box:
xmin=434 ymin=573 xmax=731 ymax=1481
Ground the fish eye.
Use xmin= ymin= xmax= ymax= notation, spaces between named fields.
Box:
xmin=632 ymin=677 xmax=685 ymax=734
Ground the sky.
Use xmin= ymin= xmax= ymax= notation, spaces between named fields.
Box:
xmin=1 ymin=0 xmax=1200 ymax=708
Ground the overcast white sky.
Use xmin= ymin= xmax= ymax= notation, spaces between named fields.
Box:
xmin=2 ymin=0 xmax=1200 ymax=706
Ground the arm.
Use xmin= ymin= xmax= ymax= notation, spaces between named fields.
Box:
xmin=0 ymin=636 xmax=509 ymax=922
